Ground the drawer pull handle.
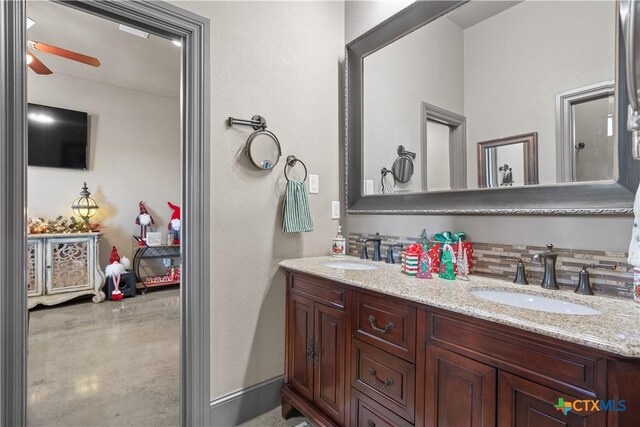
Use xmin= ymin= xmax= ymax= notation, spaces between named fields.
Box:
xmin=367 ymin=420 xmax=376 ymax=427
xmin=368 ymin=315 xmax=394 ymax=333
xmin=368 ymin=368 xmax=394 ymax=388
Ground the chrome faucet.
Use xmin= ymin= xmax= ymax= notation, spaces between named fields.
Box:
xmin=360 ymin=233 xmax=383 ymax=261
xmin=531 ymin=243 xmax=559 ymax=289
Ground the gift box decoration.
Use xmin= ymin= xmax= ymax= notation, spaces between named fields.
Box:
xmin=427 ymin=244 xmax=441 ymax=273
xmin=431 ymin=231 xmax=473 ymax=276
xmin=401 ymin=252 xmax=419 ymax=276
xmin=452 ymin=242 xmax=473 ymax=275
xmin=401 ymin=243 xmax=424 ymax=276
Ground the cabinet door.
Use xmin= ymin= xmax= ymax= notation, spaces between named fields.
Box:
xmin=46 ymin=237 xmax=94 ymax=294
xmin=27 ymin=239 xmax=44 ymax=297
xmin=498 ymin=371 xmax=606 ymax=427
xmin=426 ymin=346 xmax=496 ymax=427
xmin=288 ymin=293 xmax=315 ymax=402
xmin=314 ymin=303 xmax=346 ymax=425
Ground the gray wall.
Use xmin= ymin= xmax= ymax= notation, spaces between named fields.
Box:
xmin=344 ymin=0 xmax=633 ymax=252
xmin=171 ymin=1 xmax=345 ymax=400
xmin=363 ymin=17 xmax=464 ymax=193
xmin=464 ymin=0 xmax=615 ymax=187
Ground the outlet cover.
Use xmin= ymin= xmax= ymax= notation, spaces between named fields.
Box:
xmin=309 ymin=174 xmax=319 ymax=194
xmin=331 ymin=201 xmax=340 ymax=219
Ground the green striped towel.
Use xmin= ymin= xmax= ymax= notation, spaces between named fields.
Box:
xmin=282 ymin=180 xmax=313 ymax=234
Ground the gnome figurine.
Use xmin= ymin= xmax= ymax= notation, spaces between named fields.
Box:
xmin=105 ymin=246 xmax=126 ymax=301
xmin=167 ymin=202 xmax=181 ymax=244
xmin=135 ymin=201 xmax=154 ymax=246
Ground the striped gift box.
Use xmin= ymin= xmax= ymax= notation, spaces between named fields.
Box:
xmin=401 ymin=252 xmax=420 ymax=276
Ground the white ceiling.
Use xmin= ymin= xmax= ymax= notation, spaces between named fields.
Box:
xmin=27 ymin=0 xmax=181 ymax=99
xmin=446 ymin=1 xmax=523 ymax=30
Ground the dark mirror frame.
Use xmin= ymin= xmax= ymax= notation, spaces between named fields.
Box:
xmin=345 ymin=0 xmax=638 ymax=215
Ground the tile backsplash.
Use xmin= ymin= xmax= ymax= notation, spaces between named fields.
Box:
xmin=348 ymin=233 xmax=633 ymax=299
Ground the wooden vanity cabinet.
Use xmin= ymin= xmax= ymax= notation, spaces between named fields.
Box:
xmin=282 ymin=270 xmax=639 ymax=427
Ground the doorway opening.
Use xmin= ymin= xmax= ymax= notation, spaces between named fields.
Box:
xmin=0 ymin=1 xmax=210 ymax=425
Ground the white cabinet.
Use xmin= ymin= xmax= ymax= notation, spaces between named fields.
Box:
xmin=27 ymin=233 xmax=106 ymax=309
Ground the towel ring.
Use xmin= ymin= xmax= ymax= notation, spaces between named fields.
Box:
xmin=381 ymin=167 xmax=396 ymax=193
xmin=284 ymin=155 xmax=308 ymax=182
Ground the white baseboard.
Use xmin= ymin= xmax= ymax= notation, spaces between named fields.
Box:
xmin=210 ymin=376 xmax=283 ymax=426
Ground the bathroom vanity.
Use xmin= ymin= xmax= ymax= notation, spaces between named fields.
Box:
xmin=280 ymin=257 xmax=640 ymax=427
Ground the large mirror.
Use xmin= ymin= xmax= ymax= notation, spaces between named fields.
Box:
xmin=347 ymin=0 xmax=639 ymax=214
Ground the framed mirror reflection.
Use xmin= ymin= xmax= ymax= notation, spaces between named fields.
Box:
xmin=347 ymin=0 xmax=639 ymax=214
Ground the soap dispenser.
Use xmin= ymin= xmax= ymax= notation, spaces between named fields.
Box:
xmin=332 ymin=224 xmax=346 ymax=257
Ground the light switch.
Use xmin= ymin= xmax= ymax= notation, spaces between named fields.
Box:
xmin=309 ymin=174 xmax=319 ymax=194
xmin=331 ymin=201 xmax=340 ymax=219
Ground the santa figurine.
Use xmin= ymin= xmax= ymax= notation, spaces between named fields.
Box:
xmin=135 ymin=201 xmax=154 ymax=246
xmin=167 ymin=202 xmax=181 ymax=245
xmin=105 ymin=246 xmax=126 ymax=301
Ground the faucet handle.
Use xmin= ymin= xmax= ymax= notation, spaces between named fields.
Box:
xmin=385 ymin=244 xmax=403 ymax=264
xmin=546 ymin=243 xmax=554 ymax=252
xmin=499 ymin=255 xmax=529 ymax=285
xmin=360 ymin=239 xmax=369 ymax=260
xmin=575 ymin=263 xmax=616 ymax=295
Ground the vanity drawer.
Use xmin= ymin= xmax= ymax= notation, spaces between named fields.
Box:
xmin=289 ymin=273 xmax=345 ymax=309
xmin=428 ymin=312 xmax=605 ymax=395
xmin=352 ymin=339 xmax=415 ymax=423
xmin=351 ymin=388 xmax=413 ymax=427
xmin=353 ymin=292 xmax=416 ymax=362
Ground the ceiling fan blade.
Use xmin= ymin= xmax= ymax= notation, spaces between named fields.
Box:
xmin=27 ymin=51 xmax=52 ymax=75
xmin=27 ymin=40 xmax=101 ymax=67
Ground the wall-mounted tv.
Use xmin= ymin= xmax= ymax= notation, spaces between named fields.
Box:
xmin=28 ymin=103 xmax=88 ymax=170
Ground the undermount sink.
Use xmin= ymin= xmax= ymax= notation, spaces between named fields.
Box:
xmin=323 ymin=262 xmax=378 ymax=271
xmin=470 ymin=290 xmax=601 ymax=315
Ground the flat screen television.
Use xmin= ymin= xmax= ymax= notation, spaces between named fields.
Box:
xmin=28 ymin=103 xmax=88 ymax=170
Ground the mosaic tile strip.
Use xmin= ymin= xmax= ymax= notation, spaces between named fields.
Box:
xmin=348 ymin=233 xmax=633 ymax=299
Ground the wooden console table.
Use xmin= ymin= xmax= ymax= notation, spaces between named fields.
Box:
xmin=27 ymin=232 xmax=106 ymax=309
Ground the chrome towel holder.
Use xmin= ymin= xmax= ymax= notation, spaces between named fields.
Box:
xmin=284 ymin=155 xmax=308 ymax=182
xmin=227 ymin=115 xmax=267 ymax=130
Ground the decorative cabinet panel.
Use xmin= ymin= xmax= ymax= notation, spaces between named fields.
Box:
xmin=289 ymin=293 xmax=315 ymax=402
xmin=27 ymin=239 xmax=44 ymax=297
xmin=497 ymin=371 xmax=605 ymax=427
xmin=314 ymin=302 xmax=346 ymax=424
xmin=425 ymin=345 xmax=496 ymax=427
xmin=46 ymin=237 xmax=93 ymax=294
xmin=27 ymin=233 xmax=105 ymax=309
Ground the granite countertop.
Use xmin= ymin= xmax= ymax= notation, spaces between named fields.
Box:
xmin=280 ymin=256 xmax=640 ymax=358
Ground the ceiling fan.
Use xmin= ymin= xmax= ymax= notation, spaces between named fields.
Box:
xmin=26 ymin=18 xmax=101 ymax=75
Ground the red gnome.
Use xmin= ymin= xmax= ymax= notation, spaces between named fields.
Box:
xmin=167 ymin=202 xmax=181 ymax=244
xmin=135 ymin=201 xmax=154 ymax=245
xmin=104 ymin=246 xmax=125 ymax=301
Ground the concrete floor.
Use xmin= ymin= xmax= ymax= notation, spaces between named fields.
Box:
xmin=28 ymin=287 xmax=180 ymax=427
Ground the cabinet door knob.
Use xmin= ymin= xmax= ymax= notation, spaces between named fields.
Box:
xmin=368 ymin=367 xmax=394 ymax=388
xmin=367 ymin=420 xmax=376 ymax=427
xmin=368 ymin=315 xmax=394 ymax=334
